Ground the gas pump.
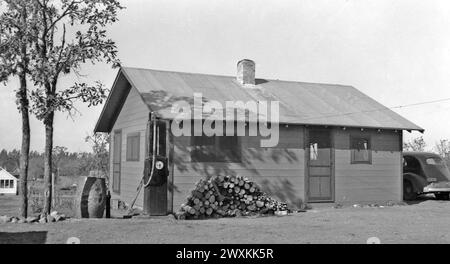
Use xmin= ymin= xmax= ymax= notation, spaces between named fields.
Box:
xmin=142 ymin=114 xmax=169 ymax=215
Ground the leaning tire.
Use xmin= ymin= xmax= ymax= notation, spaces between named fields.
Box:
xmin=435 ymin=193 xmax=450 ymax=200
xmin=403 ymin=180 xmax=417 ymax=201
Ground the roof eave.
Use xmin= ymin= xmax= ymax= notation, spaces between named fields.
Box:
xmin=94 ymin=68 xmax=124 ymax=133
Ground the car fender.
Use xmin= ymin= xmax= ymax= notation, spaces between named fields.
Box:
xmin=403 ymin=173 xmax=427 ymax=193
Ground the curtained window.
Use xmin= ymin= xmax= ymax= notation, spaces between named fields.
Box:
xmin=351 ymin=136 xmax=372 ymax=164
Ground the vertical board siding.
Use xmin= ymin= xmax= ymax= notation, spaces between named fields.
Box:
xmin=172 ymin=125 xmax=305 ymax=211
xmin=333 ymin=128 xmax=402 ymax=203
xmin=110 ymin=86 xmax=149 ymax=208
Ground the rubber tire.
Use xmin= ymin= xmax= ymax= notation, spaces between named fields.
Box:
xmin=435 ymin=193 xmax=450 ymax=200
xmin=403 ymin=180 xmax=417 ymax=201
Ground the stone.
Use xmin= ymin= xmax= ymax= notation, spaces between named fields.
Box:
xmin=26 ymin=216 xmax=39 ymax=223
xmin=10 ymin=217 xmax=18 ymax=223
xmin=50 ymin=211 xmax=59 ymax=218
xmin=38 ymin=217 xmax=47 ymax=224
xmin=0 ymin=215 xmax=11 ymax=223
xmin=46 ymin=215 xmax=55 ymax=223
xmin=54 ymin=215 xmax=64 ymax=222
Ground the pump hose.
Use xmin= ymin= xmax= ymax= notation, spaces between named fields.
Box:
xmin=143 ymin=115 xmax=158 ymax=188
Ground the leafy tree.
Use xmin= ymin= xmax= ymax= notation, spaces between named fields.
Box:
xmin=0 ymin=149 xmax=20 ymax=172
xmin=52 ymin=146 xmax=68 ymax=181
xmin=403 ymin=136 xmax=427 ymax=152
xmin=434 ymin=139 xmax=450 ymax=158
xmin=85 ymin=132 xmax=110 ymax=184
xmin=0 ymin=149 xmax=8 ymax=168
xmin=0 ymin=0 xmax=40 ymax=218
xmin=29 ymin=155 xmax=44 ymax=180
xmin=434 ymin=139 xmax=450 ymax=167
xmin=27 ymin=0 xmax=124 ymax=214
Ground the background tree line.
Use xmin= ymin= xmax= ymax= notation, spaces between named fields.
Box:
xmin=403 ymin=136 xmax=450 ymax=166
xmin=0 ymin=149 xmax=100 ymax=179
xmin=0 ymin=133 xmax=110 ymax=181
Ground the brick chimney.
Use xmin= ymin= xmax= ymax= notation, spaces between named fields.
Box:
xmin=237 ymin=59 xmax=255 ymax=85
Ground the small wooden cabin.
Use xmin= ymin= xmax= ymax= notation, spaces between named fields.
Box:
xmin=0 ymin=167 xmax=18 ymax=195
xmin=95 ymin=59 xmax=423 ymax=214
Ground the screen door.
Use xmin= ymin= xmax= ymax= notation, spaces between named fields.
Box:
xmin=307 ymin=129 xmax=333 ymax=202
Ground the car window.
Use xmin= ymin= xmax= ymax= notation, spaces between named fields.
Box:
xmin=404 ymin=156 xmax=420 ymax=168
xmin=425 ymin=157 xmax=444 ymax=165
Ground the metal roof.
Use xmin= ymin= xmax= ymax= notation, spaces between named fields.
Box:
xmin=94 ymin=67 xmax=424 ymax=133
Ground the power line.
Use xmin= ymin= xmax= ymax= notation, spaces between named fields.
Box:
xmin=300 ymin=97 xmax=450 ymax=121
xmin=391 ymin=97 xmax=450 ymax=109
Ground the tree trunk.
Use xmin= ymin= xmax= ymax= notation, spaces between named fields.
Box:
xmin=43 ymin=112 xmax=54 ymax=215
xmin=18 ymin=4 xmax=30 ymax=218
xmin=18 ymin=72 xmax=30 ymax=218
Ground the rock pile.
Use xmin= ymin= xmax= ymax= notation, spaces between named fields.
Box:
xmin=0 ymin=211 xmax=67 ymax=224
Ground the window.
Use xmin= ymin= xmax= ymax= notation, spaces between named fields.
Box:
xmin=10 ymin=180 xmax=14 ymax=189
xmin=310 ymin=143 xmax=319 ymax=161
xmin=191 ymin=135 xmax=241 ymax=162
xmin=5 ymin=179 xmax=9 ymax=188
xmin=126 ymin=132 xmax=141 ymax=161
xmin=351 ymin=136 xmax=371 ymax=164
xmin=425 ymin=157 xmax=444 ymax=165
xmin=112 ymin=130 xmax=122 ymax=194
xmin=0 ymin=180 xmax=4 ymax=188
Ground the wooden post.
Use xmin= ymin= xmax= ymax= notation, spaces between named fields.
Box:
xmin=105 ymin=190 xmax=111 ymax=218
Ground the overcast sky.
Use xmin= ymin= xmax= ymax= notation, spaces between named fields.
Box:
xmin=1 ymin=0 xmax=449 ymax=152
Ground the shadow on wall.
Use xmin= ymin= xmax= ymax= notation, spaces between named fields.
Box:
xmin=260 ymin=179 xmax=303 ymax=209
xmin=143 ymin=89 xmax=305 ymax=208
xmin=0 ymin=231 xmax=47 ymax=244
xmin=172 ymin=133 xmax=304 ymax=209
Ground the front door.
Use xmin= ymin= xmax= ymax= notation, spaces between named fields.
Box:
xmin=307 ymin=129 xmax=333 ymax=202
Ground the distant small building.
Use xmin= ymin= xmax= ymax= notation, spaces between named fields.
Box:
xmin=0 ymin=167 xmax=18 ymax=195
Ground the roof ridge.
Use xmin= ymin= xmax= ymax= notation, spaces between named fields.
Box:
xmin=121 ymin=66 xmax=352 ymax=87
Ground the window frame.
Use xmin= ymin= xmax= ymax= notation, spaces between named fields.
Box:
xmin=350 ymin=135 xmax=372 ymax=164
xmin=126 ymin=132 xmax=141 ymax=162
xmin=112 ymin=130 xmax=122 ymax=194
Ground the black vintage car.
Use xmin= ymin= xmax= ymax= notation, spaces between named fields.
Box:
xmin=403 ymin=152 xmax=450 ymax=201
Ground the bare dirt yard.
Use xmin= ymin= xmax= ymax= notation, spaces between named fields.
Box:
xmin=1 ymin=195 xmax=449 ymax=244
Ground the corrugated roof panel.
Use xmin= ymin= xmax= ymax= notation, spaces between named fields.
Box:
xmin=117 ymin=67 xmax=423 ymax=131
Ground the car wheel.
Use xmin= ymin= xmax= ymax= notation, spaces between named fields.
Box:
xmin=403 ymin=180 xmax=417 ymax=201
xmin=435 ymin=193 xmax=450 ymax=200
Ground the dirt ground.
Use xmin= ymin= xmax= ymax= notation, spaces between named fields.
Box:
xmin=1 ymin=195 xmax=449 ymax=244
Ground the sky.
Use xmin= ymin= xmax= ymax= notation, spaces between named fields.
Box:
xmin=1 ymin=0 xmax=450 ymax=152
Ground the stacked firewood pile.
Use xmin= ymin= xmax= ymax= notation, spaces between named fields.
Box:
xmin=176 ymin=175 xmax=288 ymax=220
